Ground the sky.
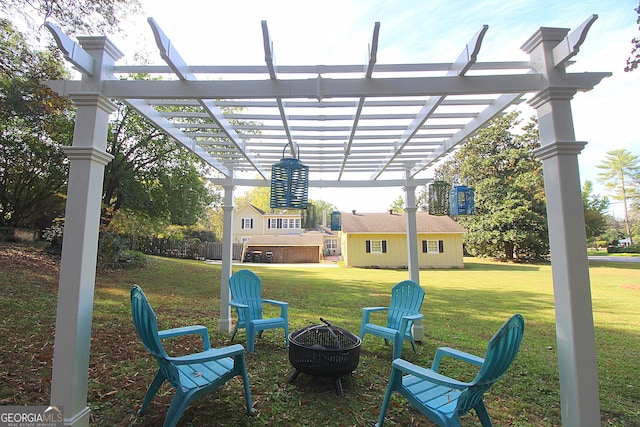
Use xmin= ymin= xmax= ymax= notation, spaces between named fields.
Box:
xmin=110 ymin=0 xmax=639 ymax=215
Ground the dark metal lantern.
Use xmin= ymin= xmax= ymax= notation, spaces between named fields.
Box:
xmin=270 ymin=142 xmax=309 ymax=209
xmin=428 ymin=180 xmax=451 ymax=216
xmin=330 ymin=211 xmax=341 ymax=231
xmin=450 ymin=185 xmax=475 ymax=215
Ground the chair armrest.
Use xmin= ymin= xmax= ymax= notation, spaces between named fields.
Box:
xmin=431 ymin=346 xmax=485 ymax=373
xmin=168 ymin=343 xmax=247 ymax=365
xmin=262 ymin=299 xmax=288 ymax=308
xmin=262 ymin=299 xmax=288 ymax=318
xmin=229 ymin=301 xmax=249 ymax=309
xmin=403 ymin=313 xmax=423 ymax=321
xmin=361 ymin=307 xmax=389 ymax=326
xmin=398 ymin=313 xmax=424 ymax=337
xmin=158 ymin=325 xmax=211 ymax=350
xmin=362 ymin=307 xmax=388 ymax=313
xmin=392 ymin=358 xmax=471 ymax=390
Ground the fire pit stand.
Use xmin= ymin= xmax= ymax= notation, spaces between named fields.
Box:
xmin=287 ymin=318 xmax=361 ymax=395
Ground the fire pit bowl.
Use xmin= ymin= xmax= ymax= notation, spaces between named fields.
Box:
xmin=288 ymin=318 xmax=361 ymax=395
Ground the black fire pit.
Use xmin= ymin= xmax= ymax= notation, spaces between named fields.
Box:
xmin=288 ymin=318 xmax=361 ymax=395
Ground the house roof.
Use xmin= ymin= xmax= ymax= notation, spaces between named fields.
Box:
xmin=340 ymin=211 xmax=466 ymax=234
xmin=245 ymin=232 xmax=325 ymax=247
xmin=249 ymin=204 xmax=266 ymax=215
xmin=236 ymin=203 xmax=301 ymax=217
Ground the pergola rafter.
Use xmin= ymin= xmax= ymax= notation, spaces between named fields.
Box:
xmin=43 ymin=15 xmax=611 ymax=427
xmin=149 ymin=18 xmax=267 ymax=178
xmin=370 ymin=24 xmax=488 ymax=180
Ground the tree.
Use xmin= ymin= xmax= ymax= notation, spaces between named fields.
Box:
xmin=306 ymin=198 xmax=338 ymax=228
xmin=434 ymin=112 xmax=548 ymax=259
xmin=102 ymin=101 xmax=214 ymax=228
xmin=582 ymin=180 xmax=610 ymax=244
xmin=625 ymin=1 xmax=640 ymax=72
xmin=234 ymin=186 xmax=271 ymax=212
xmin=389 ymin=195 xmax=405 ymax=213
xmin=0 ymin=0 xmax=140 ymax=37
xmin=597 ymin=149 xmax=640 ymax=244
xmin=0 ymin=19 xmax=74 ymax=229
xmin=1 ymin=0 xmax=141 ymax=232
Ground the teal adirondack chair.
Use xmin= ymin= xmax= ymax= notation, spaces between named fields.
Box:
xmin=229 ymin=270 xmax=289 ymax=353
xmin=359 ymin=280 xmax=425 ymax=359
xmin=130 ymin=285 xmax=254 ymax=427
xmin=375 ymin=314 xmax=525 ymax=427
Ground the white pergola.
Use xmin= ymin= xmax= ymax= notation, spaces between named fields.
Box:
xmin=44 ymin=15 xmax=609 ymax=426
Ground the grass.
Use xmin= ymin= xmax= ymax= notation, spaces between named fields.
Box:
xmin=1 ymin=243 xmax=639 ymax=426
xmin=587 ymin=248 xmax=640 ymax=257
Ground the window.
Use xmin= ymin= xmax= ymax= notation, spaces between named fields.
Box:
xmin=268 ymin=218 xmax=301 ymax=229
xmin=422 ymin=240 xmax=444 ymax=253
xmin=366 ymin=240 xmax=387 ymax=254
xmin=326 ymin=239 xmax=338 ymax=250
xmin=268 ymin=218 xmax=281 ymax=228
xmin=241 ymin=218 xmax=253 ymax=229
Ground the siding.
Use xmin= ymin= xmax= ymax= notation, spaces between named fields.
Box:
xmin=232 ymin=206 xmax=265 ymax=243
xmin=417 ymin=233 xmax=464 ymax=268
xmin=343 ymin=232 xmax=463 ymax=268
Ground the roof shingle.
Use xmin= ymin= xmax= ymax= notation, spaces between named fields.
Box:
xmin=340 ymin=211 xmax=466 ymax=233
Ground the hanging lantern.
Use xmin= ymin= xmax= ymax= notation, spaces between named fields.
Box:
xmin=330 ymin=211 xmax=341 ymax=231
xmin=450 ymin=185 xmax=475 ymax=216
xmin=428 ymin=180 xmax=450 ymax=216
xmin=270 ymin=142 xmax=309 ymax=209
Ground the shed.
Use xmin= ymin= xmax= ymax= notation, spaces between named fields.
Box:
xmin=340 ymin=211 xmax=466 ymax=268
xmin=243 ymin=233 xmax=325 ymax=263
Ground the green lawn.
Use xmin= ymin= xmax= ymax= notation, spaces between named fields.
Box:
xmin=1 ymin=246 xmax=639 ymax=426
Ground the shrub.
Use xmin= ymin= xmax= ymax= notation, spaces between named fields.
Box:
xmin=98 ymin=232 xmax=146 ymax=269
xmin=607 ymin=243 xmax=640 ymax=254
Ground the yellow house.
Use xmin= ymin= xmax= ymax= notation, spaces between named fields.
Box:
xmin=232 ymin=204 xmax=303 ymax=244
xmin=340 ymin=211 xmax=466 ymax=269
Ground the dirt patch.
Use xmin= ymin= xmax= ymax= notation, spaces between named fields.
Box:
xmin=621 ymin=284 xmax=640 ymax=291
xmin=0 ymin=242 xmax=60 ymax=273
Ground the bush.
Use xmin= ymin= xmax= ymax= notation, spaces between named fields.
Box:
xmin=42 ymin=223 xmax=64 ymax=254
xmin=98 ymin=232 xmax=147 ymax=269
xmin=607 ymin=243 xmax=640 ymax=254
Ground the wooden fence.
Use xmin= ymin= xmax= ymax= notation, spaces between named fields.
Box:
xmin=135 ymin=237 xmax=243 ymax=261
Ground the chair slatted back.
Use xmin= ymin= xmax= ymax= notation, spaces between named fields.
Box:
xmin=229 ymin=270 xmax=264 ymax=323
xmin=387 ymin=280 xmax=425 ymax=334
xmin=457 ymin=314 xmax=525 ymax=416
xmin=130 ymin=285 xmax=180 ymax=388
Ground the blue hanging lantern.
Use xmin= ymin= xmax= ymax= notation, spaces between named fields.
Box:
xmin=330 ymin=211 xmax=341 ymax=231
xmin=450 ymin=185 xmax=475 ymax=216
xmin=428 ymin=180 xmax=450 ymax=216
xmin=270 ymin=142 xmax=309 ymax=209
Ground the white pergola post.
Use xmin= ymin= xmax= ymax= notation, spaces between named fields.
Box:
xmin=219 ymin=183 xmax=235 ymax=333
xmin=49 ymin=37 xmax=120 ymax=426
xmin=403 ymin=182 xmax=424 ymax=341
xmin=523 ymin=28 xmax=601 ymax=426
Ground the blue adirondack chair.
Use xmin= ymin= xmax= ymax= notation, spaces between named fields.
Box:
xmin=359 ymin=280 xmax=425 ymax=359
xmin=229 ymin=269 xmax=289 ymax=353
xmin=130 ymin=285 xmax=254 ymax=427
xmin=375 ymin=314 xmax=525 ymax=427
